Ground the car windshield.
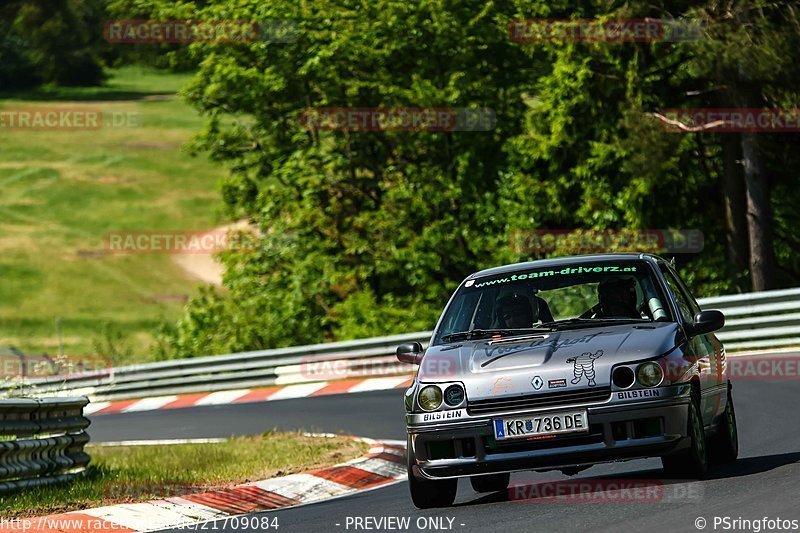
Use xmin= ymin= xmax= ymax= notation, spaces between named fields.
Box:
xmin=434 ymin=260 xmax=672 ymax=345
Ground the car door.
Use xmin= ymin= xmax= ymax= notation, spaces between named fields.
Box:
xmin=659 ymin=263 xmax=724 ymax=424
xmin=667 ymin=265 xmax=727 ymax=420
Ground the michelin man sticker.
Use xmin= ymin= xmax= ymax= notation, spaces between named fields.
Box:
xmin=566 ymin=350 xmax=604 ymax=387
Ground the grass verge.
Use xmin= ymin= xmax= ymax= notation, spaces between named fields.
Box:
xmin=0 ymin=432 xmax=368 ymax=519
xmin=0 ymin=66 xmax=223 ymax=363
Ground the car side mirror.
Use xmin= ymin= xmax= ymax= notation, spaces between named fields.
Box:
xmin=685 ymin=310 xmax=725 ymax=337
xmin=396 ymin=342 xmax=424 ymax=365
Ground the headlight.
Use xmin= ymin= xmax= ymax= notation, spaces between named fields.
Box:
xmin=637 ymin=362 xmax=664 ymax=387
xmin=418 ymin=385 xmax=443 ymax=411
xmin=443 ymin=384 xmax=465 ymax=406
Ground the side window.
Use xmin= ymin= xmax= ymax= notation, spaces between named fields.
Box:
xmin=659 ymin=265 xmax=695 ymax=324
xmin=669 ymin=268 xmax=702 ymax=315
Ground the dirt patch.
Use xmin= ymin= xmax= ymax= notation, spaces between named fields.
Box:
xmin=173 ymin=252 xmax=225 ymax=286
xmin=171 ymin=220 xmax=256 ymax=286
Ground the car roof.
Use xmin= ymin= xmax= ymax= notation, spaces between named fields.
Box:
xmin=466 ymin=253 xmax=665 ymax=280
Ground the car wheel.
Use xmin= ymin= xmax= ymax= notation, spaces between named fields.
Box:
xmin=407 ymin=439 xmax=457 ymax=508
xmin=470 ymin=473 xmax=510 ymax=493
xmin=661 ymin=388 xmax=708 ymax=479
xmin=708 ymin=382 xmax=738 ymax=465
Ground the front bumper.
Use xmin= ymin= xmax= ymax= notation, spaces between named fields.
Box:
xmin=407 ymin=384 xmax=691 ymax=480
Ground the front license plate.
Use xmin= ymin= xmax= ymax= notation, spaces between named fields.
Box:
xmin=493 ymin=410 xmax=589 ymax=441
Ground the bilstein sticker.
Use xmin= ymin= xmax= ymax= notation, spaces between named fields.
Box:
xmin=617 ymin=389 xmax=661 ymax=399
xmin=422 ymin=409 xmax=465 ymax=422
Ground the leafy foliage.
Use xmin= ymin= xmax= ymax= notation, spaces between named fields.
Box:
xmin=0 ymin=0 xmax=108 ymax=89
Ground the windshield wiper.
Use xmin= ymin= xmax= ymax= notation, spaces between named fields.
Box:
xmin=441 ymin=327 xmax=553 ymax=343
xmin=538 ymin=317 xmax=650 ymax=330
xmin=442 ymin=318 xmax=648 ymax=341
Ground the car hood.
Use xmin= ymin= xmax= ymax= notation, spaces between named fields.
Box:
xmin=418 ymin=322 xmax=681 ymax=401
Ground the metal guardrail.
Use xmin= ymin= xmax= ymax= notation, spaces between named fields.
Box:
xmin=5 ymin=288 xmax=800 ymax=402
xmin=7 ymin=332 xmax=430 ymax=401
xmin=700 ymin=287 xmax=800 ymax=351
xmin=0 ymin=397 xmax=91 ymax=492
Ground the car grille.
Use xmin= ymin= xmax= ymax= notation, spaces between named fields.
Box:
xmin=467 ymin=388 xmax=612 ymax=416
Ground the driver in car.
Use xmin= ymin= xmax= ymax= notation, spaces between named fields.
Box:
xmin=495 ymin=294 xmax=534 ymax=329
xmin=596 ymin=277 xmax=641 ymax=319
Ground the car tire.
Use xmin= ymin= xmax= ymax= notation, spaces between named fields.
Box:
xmin=661 ymin=388 xmax=708 ymax=479
xmin=407 ymin=439 xmax=457 ymax=508
xmin=470 ymin=473 xmax=510 ymax=493
xmin=708 ymin=382 xmax=738 ymax=465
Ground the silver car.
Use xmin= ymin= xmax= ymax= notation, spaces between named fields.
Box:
xmin=398 ymin=253 xmax=738 ymax=508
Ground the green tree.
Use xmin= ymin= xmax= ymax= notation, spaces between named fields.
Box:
xmin=0 ymin=0 xmax=107 ymax=89
xmin=127 ymin=0 xmax=800 ymax=357
xmin=144 ymin=0 xmax=537 ymax=356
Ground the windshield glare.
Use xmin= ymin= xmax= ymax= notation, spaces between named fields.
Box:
xmin=434 ymin=261 xmax=671 ymax=344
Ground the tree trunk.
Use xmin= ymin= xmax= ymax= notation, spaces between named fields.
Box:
xmin=735 ymin=59 xmax=776 ymax=292
xmin=720 ymin=134 xmax=749 ymax=285
xmin=740 ymin=131 xmax=775 ymax=291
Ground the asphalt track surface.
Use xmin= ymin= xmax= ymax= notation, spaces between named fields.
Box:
xmin=90 ymin=379 xmax=800 ymax=533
